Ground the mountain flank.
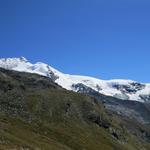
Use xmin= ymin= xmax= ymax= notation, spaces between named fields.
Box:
xmin=0 ymin=68 xmax=150 ymax=150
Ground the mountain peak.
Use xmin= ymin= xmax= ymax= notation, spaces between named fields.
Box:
xmin=19 ymin=56 xmax=28 ymax=62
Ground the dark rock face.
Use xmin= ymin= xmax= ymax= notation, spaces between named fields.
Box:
xmin=47 ymin=65 xmax=59 ymax=81
xmin=72 ymin=83 xmax=103 ymax=94
xmin=72 ymin=83 xmax=98 ymax=94
xmin=139 ymin=94 xmax=150 ymax=102
xmin=112 ymin=82 xmax=145 ymax=94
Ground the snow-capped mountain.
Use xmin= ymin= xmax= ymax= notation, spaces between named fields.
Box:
xmin=0 ymin=57 xmax=150 ymax=103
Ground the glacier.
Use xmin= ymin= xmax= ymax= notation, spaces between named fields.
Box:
xmin=0 ymin=57 xmax=150 ymax=103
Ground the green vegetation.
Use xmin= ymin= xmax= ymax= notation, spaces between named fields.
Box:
xmin=0 ymin=68 xmax=150 ymax=150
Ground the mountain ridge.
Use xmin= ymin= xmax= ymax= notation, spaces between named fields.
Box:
xmin=0 ymin=57 xmax=150 ymax=102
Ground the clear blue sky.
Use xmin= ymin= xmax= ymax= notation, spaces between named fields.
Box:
xmin=0 ymin=0 xmax=150 ymax=82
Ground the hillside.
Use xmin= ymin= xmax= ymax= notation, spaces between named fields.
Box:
xmin=0 ymin=68 xmax=150 ymax=150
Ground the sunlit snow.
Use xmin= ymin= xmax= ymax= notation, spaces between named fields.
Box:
xmin=0 ymin=57 xmax=149 ymax=102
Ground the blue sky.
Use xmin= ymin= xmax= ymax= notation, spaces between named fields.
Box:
xmin=0 ymin=0 xmax=150 ymax=82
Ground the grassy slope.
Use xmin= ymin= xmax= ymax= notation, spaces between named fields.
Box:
xmin=0 ymin=68 xmax=150 ymax=150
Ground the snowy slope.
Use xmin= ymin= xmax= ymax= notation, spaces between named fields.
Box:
xmin=0 ymin=57 xmax=150 ymax=102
